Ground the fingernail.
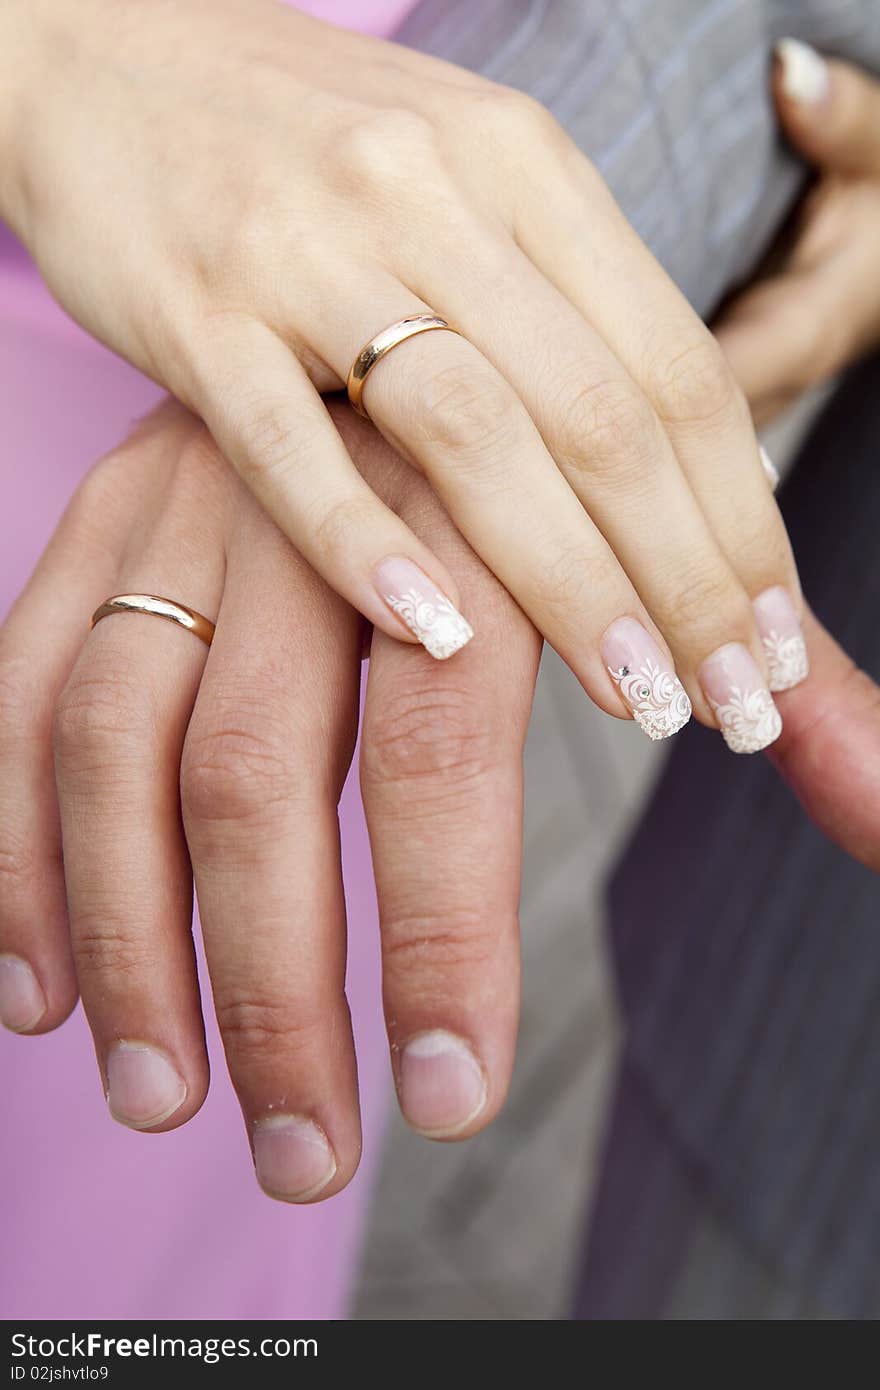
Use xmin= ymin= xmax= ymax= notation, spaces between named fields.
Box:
xmin=0 ymin=955 xmax=46 ymax=1033
xmin=700 ymin=642 xmax=783 ymax=753
xmin=753 ymin=586 xmax=809 ymax=692
xmin=776 ymin=38 xmax=831 ymax=105
xmin=253 ymin=1115 xmax=337 ymax=1202
xmin=602 ymin=617 xmax=692 ymax=740
xmin=760 ymin=445 xmax=780 ymax=492
xmin=374 ymin=557 xmax=474 ymax=660
xmin=106 ymin=1041 xmax=187 ymax=1129
xmin=398 ymin=1029 xmax=487 ymax=1137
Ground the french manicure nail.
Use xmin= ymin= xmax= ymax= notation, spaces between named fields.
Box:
xmin=753 ymin=586 xmax=809 ymax=691
xmin=602 ymin=617 xmax=692 ymax=740
xmin=373 ymin=557 xmax=474 ymax=660
xmin=760 ymin=445 xmax=780 ymax=492
xmin=776 ymin=38 xmax=831 ymax=105
xmin=398 ymin=1029 xmax=488 ymax=1137
xmin=0 ymin=955 xmax=46 ymax=1033
xmin=253 ymin=1115 xmax=337 ymax=1201
xmin=700 ymin=642 xmax=782 ymax=753
xmin=106 ymin=1041 xmax=187 ymax=1130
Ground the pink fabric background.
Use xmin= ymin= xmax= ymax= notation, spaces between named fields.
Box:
xmin=0 ymin=0 xmax=417 ymax=1321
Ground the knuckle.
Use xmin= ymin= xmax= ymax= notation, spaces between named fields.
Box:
xmin=181 ymin=719 xmax=298 ymax=828
xmin=213 ymin=989 xmax=325 ymax=1064
xmin=311 ymin=494 xmax=383 ymax=568
xmin=409 ymin=362 xmax=518 ymax=465
xmin=666 ymin=564 xmax=751 ymax=639
xmin=337 ymin=107 xmax=438 ymax=186
xmin=362 ymin=678 xmax=498 ymax=791
xmin=382 ymin=909 xmax=503 ymax=986
xmin=483 ymin=85 xmax=562 ymax=145
xmin=528 ymin=542 xmax=609 ymax=620
xmin=235 ymin=402 xmax=302 ymax=488
xmin=74 ymin=915 xmax=155 ymax=981
xmin=54 ymin=668 xmax=153 ymax=772
xmin=651 ymin=338 xmax=743 ymax=427
xmin=556 ymin=377 xmax=659 ymax=479
xmin=71 ymin=452 xmax=125 ymax=514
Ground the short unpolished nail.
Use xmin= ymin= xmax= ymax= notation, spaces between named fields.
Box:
xmin=253 ymin=1115 xmax=337 ymax=1202
xmin=700 ymin=642 xmax=782 ymax=754
xmin=374 ymin=557 xmax=473 ymax=660
xmin=106 ymin=1041 xmax=187 ymax=1129
xmin=0 ymin=955 xmax=46 ymax=1033
xmin=398 ymin=1030 xmax=487 ymax=1137
xmin=602 ymin=617 xmax=691 ymax=740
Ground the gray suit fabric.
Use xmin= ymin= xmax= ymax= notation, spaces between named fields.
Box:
xmin=397 ymin=0 xmax=880 ymax=1317
xmin=398 ymin=0 xmax=880 ymax=316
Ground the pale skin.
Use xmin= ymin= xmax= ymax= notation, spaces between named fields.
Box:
xmin=0 ymin=0 xmax=804 ymax=729
xmin=2 ymin=32 xmax=880 ymax=1200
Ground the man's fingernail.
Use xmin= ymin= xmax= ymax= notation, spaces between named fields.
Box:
xmin=398 ymin=1030 xmax=488 ymax=1137
xmin=776 ymin=38 xmax=831 ymax=105
xmin=602 ymin=617 xmax=691 ymax=740
xmin=760 ymin=445 xmax=780 ymax=492
xmin=753 ymin=586 xmax=809 ymax=692
xmin=0 ymin=955 xmax=46 ymax=1033
xmin=106 ymin=1042 xmax=187 ymax=1130
xmin=373 ymin=557 xmax=474 ymax=660
xmin=700 ymin=642 xmax=783 ymax=754
xmin=253 ymin=1116 xmax=337 ymax=1202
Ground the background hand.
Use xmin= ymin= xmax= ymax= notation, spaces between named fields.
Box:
xmin=0 ymin=399 xmax=541 ymax=1199
xmin=717 ymin=42 xmax=880 ymax=424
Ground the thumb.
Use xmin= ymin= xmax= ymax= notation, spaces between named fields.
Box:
xmin=775 ymin=40 xmax=880 ymax=177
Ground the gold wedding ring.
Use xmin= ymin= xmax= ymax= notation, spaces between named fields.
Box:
xmin=90 ymin=594 xmax=216 ymax=648
xmin=346 ymin=314 xmax=460 ymax=419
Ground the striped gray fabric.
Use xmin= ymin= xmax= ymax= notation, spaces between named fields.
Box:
xmin=397 ymin=0 xmax=880 ymax=1317
xmin=399 ymin=0 xmax=880 ymax=317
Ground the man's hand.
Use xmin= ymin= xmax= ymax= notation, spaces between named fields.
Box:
xmin=0 ymin=399 xmax=541 ymax=1201
xmin=717 ymin=42 xmax=880 ymax=424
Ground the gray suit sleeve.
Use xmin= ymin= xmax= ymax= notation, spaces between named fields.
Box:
xmin=395 ymin=0 xmax=880 ymax=317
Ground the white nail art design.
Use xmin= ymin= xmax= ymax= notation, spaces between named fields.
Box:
xmin=762 ymin=628 xmax=809 ymax=692
xmin=776 ymin=38 xmax=831 ymax=105
xmin=609 ymin=659 xmax=692 ymax=741
xmin=385 ymin=588 xmax=474 ymax=660
xmin=760 ymin=445 xmax=780 ymax=492
xmin=709 ymin=685 xmax=782 ymax=754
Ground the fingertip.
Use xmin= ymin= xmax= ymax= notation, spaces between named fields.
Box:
xmin=396 ymin=1029 xmax=491 ymax=1140
xmin=252 ymin=1114 xmax=349 ymax=1204
xmin=103 ymin=1039 xmax=209 ymax=1133
xmin=0 ymin=954 xmax=47 ymax=1034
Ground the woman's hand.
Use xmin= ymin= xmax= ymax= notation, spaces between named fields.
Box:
xmin=0 ymin=397 xmax=543 ymax=1197
xmin=1 ymin=398 xmax=877 ymax=1203
xmin=717 ymin=43 xmax=880 ymax=424
xmin=0 ymin=0 xmax=805 ymax=752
